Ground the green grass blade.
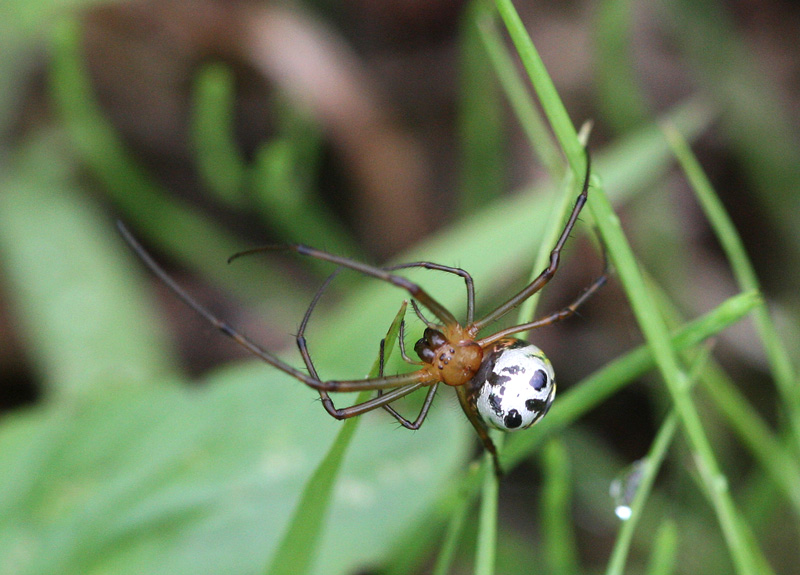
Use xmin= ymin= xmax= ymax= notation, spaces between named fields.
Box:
xmin=432 ymin=496 xmax=470 ymax=575
xmin=494 ymin=4 xmax=774 ymax=572
xmin=494 ymin=0 xmax=583 ymax=168
xmin=476 ymin=7 xmax=562 ymax=176
xmin=645 ymin=520 xmax=679 ymax=575
xmin=474 ymin=442 xmax=500 ymax=575
xmin=662 ymin=122 xmax=800 ymax=448
xmin=541 ymin=439 xmax=580 ymax=575
xmin=191 ymin=62 xmax=248 ymax=209
xmin=458 ymin=0 xmax=506 ymax=213
xmin=265 ymin=302 xmax=408 ymax=575
xmin=666 ymin=0 xmax=800 ymax=270
xmin=593 ymin=0 xmax=651 ymax=132
xmin=605 ymin=345 xmax=712 ymax=575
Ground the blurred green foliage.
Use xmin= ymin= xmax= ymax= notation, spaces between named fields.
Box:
xmin=0 ymin=0 xmax=798 ymax=574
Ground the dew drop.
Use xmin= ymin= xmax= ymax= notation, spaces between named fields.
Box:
xmin=609 ymin=459 xmax=647 ymax=521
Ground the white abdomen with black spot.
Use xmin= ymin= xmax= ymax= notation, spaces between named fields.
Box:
xmin=475 ymin=340 xmax=556 ymax=431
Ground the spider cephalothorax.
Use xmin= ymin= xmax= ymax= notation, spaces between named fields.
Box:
xmin=119 ymin=147 xmax=605 ymax=476
xmin=414 ymin=327 xmax=484 ymax=386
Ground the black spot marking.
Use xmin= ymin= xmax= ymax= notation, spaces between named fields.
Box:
xmin=525 ymin=398 xmax=548 ymax=412
xmin=471 ymin=348 xmax=502 ymax=392
xmin=529 ymin=369 xmax=548 ymax=391
xmin=488 ymin=393 xmax=503 ymax=416
xmin=488 ymin=371 xmax=511 ymax=386
xmin=502 ymin=365 xmax=523 ymax=375
xmin=504 ymin=409 xmax=522 ymax=429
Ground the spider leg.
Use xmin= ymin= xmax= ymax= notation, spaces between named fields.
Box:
xmin=385 ymin=262 xmax=475 ymax=324
xmin=375 ymin=317 xmax=437 ymax=429
xmin=397 ymin=319 xmax=424 ymax=365
xmin=477 ymin=263 xmax=608 ymax=347
xmin=117 ymin=221 xmax=320 ymax=388
xmin=120 ymin=221 xmax=432 ymax=394
xmin=322 ymin=381 xmax=430 ymax=419
xmin=230 ymin=245 xmax=459 ymax=327
xmin=381 ymin=383 xmax=440 ymax=429
xmin=409 ymin=299 xmax=437 ymax=329
xmin=455 ymin=385 xmax=503 ymax=476
xmin=472 ymin=147 xmax=592 ymax=331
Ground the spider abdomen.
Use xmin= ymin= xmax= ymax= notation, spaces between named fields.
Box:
xmin=473 ymin=339 xmax=556 ymax=431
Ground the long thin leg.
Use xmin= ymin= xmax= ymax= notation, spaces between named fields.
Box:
xmin=472 ymin=147 xmax=592 ymax=331
xmin=410 ymin=299 xmax=437 ymax=329
xmin=477 ymin=267 xmax=608 ymax=347
xmin=381 ymin=383 xmax=439 ymax=429
xmin=321 ymin=381 xmax=430 ymax=419
xmin=375 ymin=319 xmax=438 ymax=429
xmin=397 ymin=320 xmax=423 ymax=365
xmin=295 ymin=269 xmax=341 ymax=410
xmin=117 ymin=220 xmax=320 ymax=387
xmin=455 ymin=385 xmax=503 ymax=476
xmin=385 ymin=262 xmax=475 ymax=325
xmin=229 ymin=245 xmax=459 ymax=327
xmin=120 ymin=221 xmax=433 ymax=395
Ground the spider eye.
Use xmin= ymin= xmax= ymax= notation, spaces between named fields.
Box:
xmin=423 ymin=327 xmax=447 ymax=348
xmin=474 ymin=340 xmax=555 ymax=432
xmin=414 ymin=338 xmax=436 ymax=364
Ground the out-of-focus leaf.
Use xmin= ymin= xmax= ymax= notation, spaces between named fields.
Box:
xmin=0 ymin=132 xmax=178 ymax=400
xmin=0 ymin=359 xmax=470 ymax=575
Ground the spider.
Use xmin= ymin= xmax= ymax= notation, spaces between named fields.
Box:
xmin=118 ymin=148 xmax=606 ymax=476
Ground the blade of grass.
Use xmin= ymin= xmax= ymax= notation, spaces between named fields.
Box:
xmin=541 ymin=439 xmax=580 ymax=575
xmin=265 ymin=302 xmax=408 ymax=575
xmin=645 ymin=520 xmax=679 ymax=575
xmin=432 ymin=494 xmax=471 ymax=575
xmin=605 ymin=344 xmax=713 ymax=575
xmin=662 ymin=122 xmax=800 ymax=452
xmin=666 ymin=0 xmax=800 ymax=274
xmin=476 ymin=7 xmax=562 ymax=176
xmin=458 ymin=0 xmax=507 ymax=213
xmin=191 ymin=62 xmax=248 ymax=209
xmin=474 ymin=442 xmax=500 ymax=575
xmin=594 ymin=0 xmax=651 ymax=132
xmin=494 ymin=3 xmax=773 ymax=572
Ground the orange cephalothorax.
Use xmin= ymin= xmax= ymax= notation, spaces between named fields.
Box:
xmin=415 ymin=327 xmax=483 ymax=386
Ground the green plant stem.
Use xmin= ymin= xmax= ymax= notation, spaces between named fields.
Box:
xmin=474 ymin=436 xmax=500 ymax=575
xmin=541 ymin=439 xmax=580 ymax=575
xmin=476 ymin=9 xmax=562 ymax=175
xmin=432 ymin=495 xmax=471 ymax=575
xmin=662 ymin=122 xmax=800 ymax=454
xmin=605 ymin=345 xmax=712 ymax=575
xmin=495 ymin=2 xmax=773 ymax=573
xmin=645 ymin=520 xmax=679 ymax=575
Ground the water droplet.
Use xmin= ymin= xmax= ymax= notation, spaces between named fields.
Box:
xmin=614 ymin=504 xmax=632 ymax=521
xmin=610 ymin=459 xmax=647 ymax=521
